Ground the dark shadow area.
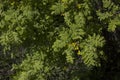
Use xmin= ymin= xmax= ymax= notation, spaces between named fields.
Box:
xmin=91 ymin=27 xmax=120 ymax=80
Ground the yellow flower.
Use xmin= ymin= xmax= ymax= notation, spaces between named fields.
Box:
xmin=77 ymin=4 xmax=81 ymax=9
xmin=77 ymin=50 xmax=81 ymax=55
xmin=74 ymin=46 xmax=79 ymax=50
xmin=72 ymin=42 xmax=76 ymax=47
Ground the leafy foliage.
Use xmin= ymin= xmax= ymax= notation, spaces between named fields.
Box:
xmin=0 ymin=0 xmax=120 ymax=80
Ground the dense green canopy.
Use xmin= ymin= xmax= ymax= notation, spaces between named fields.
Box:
xmin=0 ymin=0 xmax=120 ymax=80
